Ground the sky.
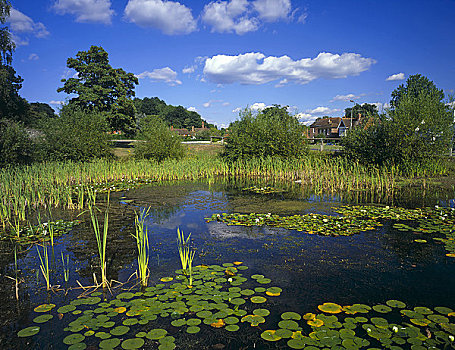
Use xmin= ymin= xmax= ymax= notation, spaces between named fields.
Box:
xmin=6 ymin=0 xmax=455 ymax=128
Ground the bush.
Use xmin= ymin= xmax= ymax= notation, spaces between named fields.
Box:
xmin=37 ymin=106 xmax=112 ymax=162
xmin=134 ymin=115 xmax=185 ymax=161
xmin=0 ymin=120 xmax=34 ymax=167
xmin=222 ymin=105 xmax=308 ymax=161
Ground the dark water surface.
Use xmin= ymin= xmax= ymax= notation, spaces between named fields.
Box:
xmin=1 ymin=180 xmax=454 ymax=349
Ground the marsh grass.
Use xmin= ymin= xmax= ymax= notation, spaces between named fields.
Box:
xmin=177 ymin=228 xmax=196 ymax=285
xmin=133 ymin=208 xmax=150 ymax=287
xmin=61 ymin=252 xmax=69 ymax=283
xmin=0 ymin=154 xmax=449 ymax=230
xmin=36 ymin=242 xmax=50 ymax=290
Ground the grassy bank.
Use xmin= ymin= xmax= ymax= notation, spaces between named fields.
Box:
xmin=0 ymin=146 xmax=452 ymax=233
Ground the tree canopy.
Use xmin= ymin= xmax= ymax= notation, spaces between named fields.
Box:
xmin=344 ymin=103 xmax=379 ymax=118
xmin=0 ymin=0 xmax=14 ymax=66
xmin=0 ymin=64 xmax=29 ymax=122
xmin=58 ymin=46 xmax=138 ymax=134
xmin=390 ymin=74 xmax=444 ymax=109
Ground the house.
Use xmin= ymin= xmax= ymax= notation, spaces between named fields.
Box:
xmin=170 ymin=121 xmax=208 ymax=138
xmin=308 ymin=114 xmax=363 ymax=138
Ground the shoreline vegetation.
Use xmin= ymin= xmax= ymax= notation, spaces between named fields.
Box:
xmin=1 ymin=146 xmax=453 ymax=235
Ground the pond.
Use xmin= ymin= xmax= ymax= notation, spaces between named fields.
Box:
xmin=1 ymin=179 xmax=455 ymax=349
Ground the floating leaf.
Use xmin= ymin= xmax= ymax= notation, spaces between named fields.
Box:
xmin=121 ymin=338 xmax=144 ymax=349
xmin=261 ymin=330 xmax=282 ymax=341
xmin=372 ymin=305 xmax=392 ymax=313
xmin=34 ymin=304 xmax=56 ymax=313
xmin=318 ymin=302 xmax=343 ymax=314
xmin=57 ymin=305 xmax=76 ymax=313
xmin=307 ymin=319 xmax=324 ymax=327
xmin=287 ymin=338 xmax=306 ymax=349
xmin=225 ymin=324 xmax=239 ymax=332
xmin=386 ymin=300 xmax=406 ymax=308
xmin=186 ymin=326 xmax=200 ymax=334
xmin=281 ymin=312 xmax=301 ymax=320
xmin=33 ymin=314 xmax=53 ymax=324
xmin=63 ymin=334 xmax=85 ymax=345
xmin=251 ymin=296 xmax=267 ymax=304
xmin=110 ymin=325 xmax=130 ymax=336
xmin=146 ymin=328 xmax=168 ymax=340
xmin=278 ymin=320 xmax=300 ymax=330
xmin=253 ymin=309 xmax=270 ymax=317
xmin=99 ymin=338 xmax=121 ymax=349
xmin=17 ymin=326 xmax=40 ymax=337
xmin=160 ymin=277 xmax=173 ymax=282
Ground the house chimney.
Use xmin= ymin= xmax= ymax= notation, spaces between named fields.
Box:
xmin=171 ymin=126 xmax=173 ymax=130
xmin=202 ymin=121 xmax=205 ymax=129
xmin=192 ymin=126 xmax=195 ymax=132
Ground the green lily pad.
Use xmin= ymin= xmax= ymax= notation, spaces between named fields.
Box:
xmin=17 ymin=326 xmax=40 ymax=337
xmin=276 ymin=328 xmax=293 ymax=338
xmin=110 ymin=325 xmax=130 ymax=336
xmin=261 ymin=330 xmax=282 ymax=341
xmin=435 ymin=306 xmax=453 ymax=315
xmin=318 ymin=302 xmax=343 ymax=314
xmin=253 ymin=309 xmax=270 ymax=317
xmin=99 ymin=338 xmax=121 ymax=349
xmin=372 ymin=305 xmax=392 ymax=313
xmin=251 ymin=296 xmax=267 ymax=304
xmin=33 ymin=314 xmax=53 ymax=323
xmin=257 ymin=278 xmax=271 ymax=284
xmin=254 ymin=287 xmax=266 ymax=293
xmin=158 ymin=343 xmax=176 ymax=350
xmin=57 ymin=304 xmax=76 ymax=313
xmin=281 ymin=312 xmax=301 ymax=320
xmin=171 ymin=319 xmax=186 ymax=327
xmin=224 ymin=317 xmax=239 ymax=324
xmin=287 ymin=338 xmax=306 ymax=349
xmin=225 ymin=324 xmax=239 ymax=331
xmin=278 ymin=320 xmax=300 ymax=330
xmin=147 ymin=328 xmax=167 ymax=340
xmin=121 ymin=338 xmax=144 ymax=349
xmin=34 ymin=304 xmax=56 ymax=313
xmin=186 ymin=318 xmax=201 ymax=326
xmin=186 ymin=326 xmax=200 ymax=334
xmin=63 ymin=334 xmax=85 ymax=345
xmin=386 ymin=300 xmax=406 ymax=308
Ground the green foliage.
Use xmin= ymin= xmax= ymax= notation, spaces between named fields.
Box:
xmin=342 ymin=75 xmax=452 ymax=168
xmin=134 ymin=97 xmax=212 ymax=129
xmin=390 ymin=74 xmax=444 ymax=109
xmin=0 ymin=119 xmax=34 ymax=167
xmin=0 ymin=64 xmax=30 ymax=123
xmin=29 ymin=102 xmax=56 ymax=121
xmin=57 ymin=46 xmax=138 ymax=134
xmin=344 ymin=103 xmax=379 ymax=118
xmin=222 ymin=105 xmax=308 ymax=161
xmin=134 ymin=115 xmax=185 ymax=162
xmin=37 ymin=105 xmax=112 ymax=162
xmin=0 ymin=0 xmax=14 ymax=66
xmin=195 ymin=128 xmax=211 ymax=140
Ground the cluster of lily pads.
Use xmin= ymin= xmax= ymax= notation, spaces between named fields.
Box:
xmin=2 ymin=219 xmax=81 ymax=244
xmin=17 ymin=262 xmax=284 ymax=349
xmin=260 ymin=300 xmax=455 ymax=349
xmin=206 ymin=212 xmax=378 ymax=236
xmin=78 ymin=178 xmax=155 ymax=194
xmin=241 ymin=186 xmax=286 ymax=194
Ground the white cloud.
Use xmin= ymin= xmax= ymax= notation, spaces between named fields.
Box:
xmin=28 ymin=53 xmax=39 ymax=60
xmin=182 ymin=66 xmax=195 ymax=74
xmin=187 ymin=106 xmax=198 ymax=112
xmin=202 ymin=0 xmax=294 ymax=35
xmin=203 ymin=52 xmax=376 ymax=85
xmin=136 ymin=67 xmax=182 ymax=85
xmin=53 ymin=0 xmax=114 ymax=24
xmin=330 ymin=93 xmax=362 ymax=102
xmin=307 ymin=106 xmax=340 ymax=115
xmin=295 ymin=112 xmax=314 ymax=125
xmin=203 ymin=99 xmax=224 ymax=108
xmin=232 ymin=102 xmax=272 ymax=113
xmin=7 ymin=8 xmax=49 ymax=46
xmin=253 ymin=0 xmax=291 ymax=22
xmin=124 ymin=0 xmax=197 ymax=35
xmin=295 ymin=106 xmax=340 ymax=125
xmin=386 ymin=73 xmax=405 ymax=81
xmin=222 ymin=102 xmax=230 ymax=106
xmin=49 ymin=100 xmax=64 ymax=105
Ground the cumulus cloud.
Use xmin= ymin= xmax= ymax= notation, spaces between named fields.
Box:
xmin=307 ymin=106 xmax=340 ymax=115
xmin=182 ymin=66 xmax=195 ymax=74
xmin=7 ymin=8 xmax=49 ymax=46
xmin=232 ymin=102 xmax=272 ymax=113
xmin=49 ymin=100 xmax=64 ymax=106
xmin=203 ymin=52 xmax=376 ymax=85
xmin=201 ymin=0 xmax=294 ymax=35
xmin=187 ymin=106 xmax=198 ymax=112
xmin=295 ymin=106 xmax=340 ymax=125
xmin=203 ymin=99 xmax=224 ymax=108
xmin=295 ymin=112 xmax=314 ymax=125
xmin=28 ymin=53 xmax=39 ymax=60
xmin=386 ymin=73 xmax=405 ymax=81
xmin=136 ymin=67 xmax=182 ymax=85
xmin=53 ymin=0 xmax=114 ymax=24
xmin=253 ymin=0 xmax=291 ymax=22
xmin=124 ymin=0 xmax=197 ymax=35
xmin=330 ymin=93 xmax=362 ymax=102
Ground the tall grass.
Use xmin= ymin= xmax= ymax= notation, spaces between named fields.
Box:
xmin=177 ymin=228 xmax=195 ymax=286
xmin=133 ymin=208 xmax=150 ymax=287
xmin=36 ymin=242 xmax=50 ymax=290
xmin=87 ymin=189 xmax=110 ymax=289
xmin=0 ymin=154 xmax=448 ymax=230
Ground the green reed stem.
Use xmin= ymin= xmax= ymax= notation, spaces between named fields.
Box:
xmin=61 ymin=252 xmax=69 ymax=283
xmin=36 ymin=242 xmax=50 ymax=290
xmin=133 ymin=208 xmax=150 ymax=287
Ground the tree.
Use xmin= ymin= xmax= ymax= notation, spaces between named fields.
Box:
xmin=0 ymin=64 xmax=29 ymax=122
xmin=0 ymin=119 xmax=34 ymax=167
xmin=344 ymin=103 xmax=379 ymax=118
xmin=0 ymin=0 xmax=14 ymax=66
xmin=30 ymin=102 xmax=56 ymax=120
xmin=390 ymin=74 xmax=444 ymax=109
xmin=222 ymin=105 xmax=308 ymax=161
xmin=57 ymin=46 xmax=138 ymax=134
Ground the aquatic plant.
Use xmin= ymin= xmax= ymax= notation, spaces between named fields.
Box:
xmin=61 ymin=252 xmax=69 ymax=283
xmin=133 ymin=208 xmax=150 ymax=287
xmin=36 ymin=242 xmax=50 ymax=290
xmin=87 ymin=189 xmax=110 ymax=289
xmin=176 ymin=228 xmax=195 ymax=282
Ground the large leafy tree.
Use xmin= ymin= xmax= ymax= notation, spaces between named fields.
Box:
xmin=390 ymin=74 xmax=444 ymax=109
xmin=0 ymin=0 xmax=14 ymax=66
xmin=58 ymin=46 xmax=138 ymax=134
xmin=344 ymin=103 xmax=379 ymax=118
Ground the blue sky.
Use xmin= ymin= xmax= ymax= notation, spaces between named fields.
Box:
xmin=6 ymin=0 xmax=455 ymax=127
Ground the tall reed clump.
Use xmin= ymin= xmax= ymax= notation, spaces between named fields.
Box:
xmin=133 ymin=208 xmax=150 ymax=287
xmin=87 ymin=189 xmax=110 ymax=289
xmin=177 ymin=228 xmax=195 ymax=286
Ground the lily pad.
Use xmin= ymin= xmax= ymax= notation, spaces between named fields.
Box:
xmin=253 ymin=309 xmax=270 ymax=317
xmin=225 ymin=324 xmax=239 ymax=331
xmin=261 ymin=330 xmax=282 ymax=341
xmin=63 ymin=334 xmax=85 ymax=345
xmin=34 ymin=304 xmax=56 ymax=313
xmin=186 ymin=326 xmax=200 ymax=334
xmin=110 ymin=325 xmax=130 ymax=336
xmin=251 ymin=296 xmax=267 ymax=304
xmin=386 ymin=300 xmax=406 ymax=308
xmin=33 ymin=314 xmax=53 ymax=323
xmin=318 ymin=302 xmax=343 ymax=314
xmin=282 ymin=312 xmax=301 ymax=320
xmin=121 ymin=338 xmax=144 ymax=349
xmin=372 ymin=305 xmax=392 ymax=313
xmin=99 ymin=338 xmax=121 ymax=349
xmin=147 ymin=328 xmax=167 ymax=340
xmin=57 ymin=304 xmax=76 ymax=313
xmin=287 ymin=338 xmax=306 ymax=349
xmin=17 ymin=326 xmax=40 ymax=337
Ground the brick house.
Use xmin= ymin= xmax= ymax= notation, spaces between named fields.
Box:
xmin=308 ymin=114 xmax=363 ymax=138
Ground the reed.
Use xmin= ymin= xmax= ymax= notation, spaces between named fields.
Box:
xmin=87 ymin=189 xmax=110 ymax=289
xmin=61 ymin=252 xmax=70 ymax=283
xmin=177 ymin=228 xmax=196 ymax=286
xmin=36 ymin=242 xmax=50 ymax=290
xmin=133 ymin=208 xmax=150 ymax=287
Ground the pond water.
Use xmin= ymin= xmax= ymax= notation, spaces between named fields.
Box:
xmin=1 ymin=179 xmax=455 ymax=349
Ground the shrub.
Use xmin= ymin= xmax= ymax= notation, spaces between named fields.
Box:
xmin=222 ymin=105 xmax=308 ymax=161
xmin=134 ymin=115 xmax=185 ymax=161
xmin=0 ymin=120 xmax=34 ymax=167
xmin=37 ymin=105 xmax=112 ymax=162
